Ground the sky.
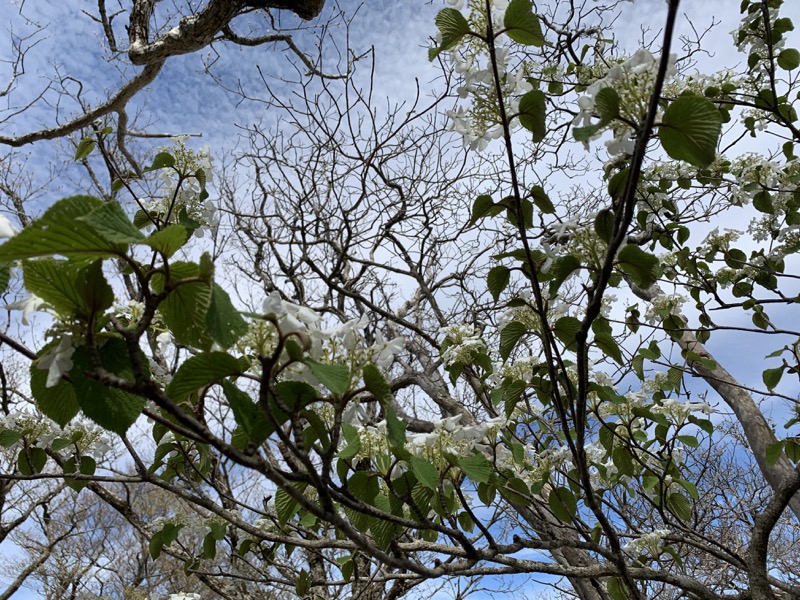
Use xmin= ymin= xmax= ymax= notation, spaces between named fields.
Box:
xmin=1 ymin=0 xmax=800 ymax=598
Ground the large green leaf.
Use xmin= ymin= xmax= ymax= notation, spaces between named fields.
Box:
xmin=410 ymin=456 xmax=440 ymax=490
xmin=77 ymin=200 xmax=145 ymax=243
xmin=548 ymin=486 xmax=577 ymax=523
xmin=0 ymin=196 xmax=126 ymax=261
xmin=24 ymin=259 xmax=113 ymax=320
xmin=504 ymin=0 xmax=545 ymax=46
xmin=152 ymin=261 xmax=213 ymax=350
xmin=553 ymin=316 xmax=581 ymax=351
xmin=518 ymin=90 xmax=547 ymax=142
xmin=458 ymin=453 xmax=493 ymax=484
xmin=429 ymin=8 xmax=471 ymax=60
xmin=500 ymin=321 xmax=527 ymax=361
xmin=167 ymin=352 xmax=243 ymax=403
xmin=617 ymin=245 xmax=661 ymax=289
xmin=70 ymin=340 xmax=146 ymax=436
xmin=30 ymin=362 xmax=80 ymax=427
xmin=204 ymin=284 xmax=248 ymax=349
xmin=659 ymin=96 xmax=722 ymax=168
xmin=145 ymin=225 xmax=190 ymax=257
xmin=305 ymin=359 xmax=350 ymax=397
xmin=222 ymin=381 xmax=270 ymax=448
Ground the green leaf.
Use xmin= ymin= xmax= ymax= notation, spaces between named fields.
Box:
xmin=778 ymin=48 xmax=800 ymax=70
xmin=0 ymin=430 xmax=21 ymax=448
xmin=547 ymin=254 xmax=581 ymax=297
xmin=500 ymin=320 xmax=527 ymax=361
xmin=594 ymin=333 xmax=624 ymax=365
xmin=385 ymin=407 xmax=407 ymax=454
xmin=668 ymin=492 xmax=692 ymax=522
xmin=30 ymin=362 xmax=80 ymax=427
xmin=152 ymin=261 xmax=213 ymax=350
xmin=617 ymin=244 xmax=660 ymax=289
xmin=529 ymin=185 xmax=555 ymax=214
xmin=548 ymin=486 xmax=577 ymax=522
xmin=469 ymin=194 xmax=499 ymax=226
xmin=144 ymin=225 xmax=190 ymax=257
xmin=458 ymin=453 xmax=493 ymax=484
xmin=70 ymin=340 xmax=146 ymax=436
xmin=0 ymin=196 xmax=126 ymax=261
xmin=74 ymin=138 xmax=97 ymax=160
xmin=18 ymin=447 xmax=48 ymax=475
xmin=410 ymin=456 xmax=440 ymax=490
xmin=594 ymin=208 xmax=615 ymax=244
xmin=305 ymin=359 xmax=350 ymax=397
xmin=0 ymin=262 xmax=9 ymax=294
xmin=518 ymin=90 xmax=547 ymax=142
xmin=275 ymin=485 xmax=302 ymax=526
xmin=659 ymin=96 xmax=722 ymax=168
xmin=553 ymin=316 xmax=581 ymax=351
xmin=607 ymin=577 xmax=628 ymax=600
xmin=594 ymin=87 xmax=621 ymax=122
xmin=762 ymin=365 xmax=785 ymax=390
xmin=77 ymin=201 xmax=145 ymax=243
xmin=679 ymin=479 xmax=699 ymax=500
xmin=429 ymin=8 xmax=471 ymax=60
xmin=147 ymin=152 xmax=176 ymax=171
xmin=336 ymin=423 xmax=362 ymax=459
xmin=167 ymin=352 xmax=243 ymax=403
xmin=503 ymin=0 xmax=545 ymax=46
xmin=766 ymin=440 xmax=786 ymax=466
xmin=488 ymin=265 xmax=511 ymax=301
xmin=205 ymin=284 xmax=248 ymax=349
xmin=24 ymin=259 xmax=113 ymax=320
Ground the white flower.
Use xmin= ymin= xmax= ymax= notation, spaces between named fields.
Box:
xmin=168 ymin=594 xmax=201 ymax=600
xmin=5 ymin=295 xmax=47 ymax=325
xmin=0 ymin=214 xmax=17 ymax=238
xmin=37 ymin=335 xmax=75 ymax=388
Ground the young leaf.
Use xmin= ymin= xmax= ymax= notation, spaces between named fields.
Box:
xmin=74 ymin=138 xmax=97 ymax=160
xmin=659 ymin=96 xmax=722 ymax=168
xmin=145 ymin=225 xmax=190 ymax=257
xmin=553 ymin=316 xmax=581 ymax=351
xmin=594 ymin=333 xmax=624 ymax=365
xmin=762 ymin=365 xmax=785 ymax=391
xmin=529 ymin=185 xmax=555 ymax=213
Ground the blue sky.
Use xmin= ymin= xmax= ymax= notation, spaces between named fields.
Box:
xmin=1 ymin=0 xmax=800 ymax=598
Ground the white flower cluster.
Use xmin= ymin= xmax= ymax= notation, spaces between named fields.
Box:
xmin=440 ymin=324 xmax=486 ymax=367
xmin=442 ymin=0 xmax=532 ymax=151
xmin=0 ymin=407 xmax=114 ymax=460
xmin=624 ymin=529 xmax=671 ymax=558
xmin=146 ymin=138 xmax=219 ymax=238
xmin=37 ymin=334 xmax=75 ymax=388
xmin=732 ymin=5 xmax=784 ymax=75
xmin=574 ymin=49 xmax=677 ymax=156
xmin=643 ymin=292 xmax=687 ymax=325
xmin=257 ymin=291 xmax=404 ymax=383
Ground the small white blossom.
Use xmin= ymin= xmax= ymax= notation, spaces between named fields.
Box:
xmin=37 ymin=335 xmax=75 ymax=388
xmin=4 ymin=295 xmax=47 ymax=325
